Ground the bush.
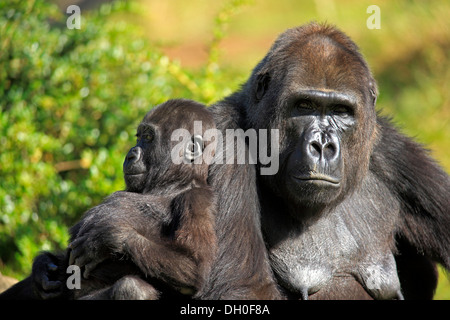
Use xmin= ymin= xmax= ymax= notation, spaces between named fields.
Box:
xmin=0 ymin=0 xmax=245 ymax=278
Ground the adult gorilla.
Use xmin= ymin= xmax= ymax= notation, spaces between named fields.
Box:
xmin=5 ymin=23 xmax=449 ymax=300
xmin=217 ymin=22 xmax=449 ymax=299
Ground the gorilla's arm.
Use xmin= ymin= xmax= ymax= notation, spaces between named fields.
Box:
xmin=371 ymin=116 xmax=450 ymax=299
xmin=68 ymin=192 xmax=201 ymax=292
xmin=196 ymin=101 xmax=281 ymax=300
xmin=372 ymin=116 xmax=450 ymax=270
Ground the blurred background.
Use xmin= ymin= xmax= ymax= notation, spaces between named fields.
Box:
xmin=0 ymin=0 xmax=449 ymax=298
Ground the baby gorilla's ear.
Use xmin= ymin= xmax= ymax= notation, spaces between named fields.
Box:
xmin=184 ymin=135 xmax=204 ymax=163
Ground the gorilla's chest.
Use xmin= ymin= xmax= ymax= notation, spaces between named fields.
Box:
xmin=266 ymin=177 xmax=402 ymax=299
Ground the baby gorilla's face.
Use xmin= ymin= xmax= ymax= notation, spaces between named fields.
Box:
xmin=123 ymin=99 xmax=215 ymax=193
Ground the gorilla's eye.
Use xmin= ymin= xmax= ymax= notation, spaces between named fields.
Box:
xmin=292 ymin=100 xmax=314 ymax=116
xmin=143 ymin=133 xmax=153 ymax=142
xmin=297 ymin=100 xmax=313 ymax=110
xmin=136 ymin=131 xmax=154 ymax=143
xmin=184 ymin=135 xmax=204 ymax=162
xmin=332 ymin=105 xmax=353 ymax=117
xmin=290 ymin=100 xmax=315 ymax=118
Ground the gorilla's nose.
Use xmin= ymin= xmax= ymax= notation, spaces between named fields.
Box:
xmin=308 ymin=139 xmax=338 ymax=162
xmin=125 ymin=146 xmax=143 ymax=164
xmin=305 ymin=131 xmax=340 ymax=164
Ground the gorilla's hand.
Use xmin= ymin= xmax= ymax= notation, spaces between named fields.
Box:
xmin=68 ymin=221 xmax=123 ymax=279
xmin=31 ymin=253 xmax=65 ymax=299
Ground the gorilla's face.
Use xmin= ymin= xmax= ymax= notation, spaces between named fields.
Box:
xmin=249 ymin=27 xmax=378 ymax=217
xmin=123 ymin=121 xmax=157 ymax=193
xmin=282 ymin=90 xmax=356 ymax=207
xmin=123 ymin=99 xmax=215 ymax=194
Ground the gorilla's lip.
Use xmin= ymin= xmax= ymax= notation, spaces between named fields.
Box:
xmin=293 ymin=174 xmax=340 ymax=185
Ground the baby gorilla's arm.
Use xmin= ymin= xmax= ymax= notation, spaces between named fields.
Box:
xmin=68 ymin=191 xmax=208 ymax=292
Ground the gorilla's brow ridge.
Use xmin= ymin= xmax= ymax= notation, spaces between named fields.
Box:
xmin=137 ymin=123 xmax=155 ymax=134
xmin=293 ymin=90 xmax=357 ymax=107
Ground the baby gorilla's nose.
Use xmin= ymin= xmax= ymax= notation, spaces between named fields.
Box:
xmin=126 ymin=146 xmax=143 ymax=165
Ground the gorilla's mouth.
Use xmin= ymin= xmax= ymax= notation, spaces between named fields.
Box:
xmin=293 ymin=173 xmax=340 ymax=185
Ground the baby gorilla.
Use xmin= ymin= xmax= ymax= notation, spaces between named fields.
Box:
xmin=68 ymin=99 xmax=218 ymax=299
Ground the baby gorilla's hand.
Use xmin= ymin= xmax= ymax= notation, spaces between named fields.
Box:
xmin=68 ymin=237 xmax=105 ymax=279
xmin=32 ymin=253 xmax=65 ymax=299
xmin=68 ymin=222 xmax=123 ymax=279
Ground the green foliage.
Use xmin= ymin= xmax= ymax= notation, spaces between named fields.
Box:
xmin=0 ymin=0 xmax=239 ymax=277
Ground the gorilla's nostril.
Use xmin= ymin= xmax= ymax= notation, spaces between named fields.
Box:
xmin=324 ymin=143 xmax=336 ymax=159
xmin=309 ymin=141 xmax=322 ymax=157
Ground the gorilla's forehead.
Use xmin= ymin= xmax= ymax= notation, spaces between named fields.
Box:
xmin=280 ymin=36 xmax=371 ymax=98
xmin=140 ymin=101 xmax=215 ymax=137
xmin=281 ymin=68 xmax=364 ymax=106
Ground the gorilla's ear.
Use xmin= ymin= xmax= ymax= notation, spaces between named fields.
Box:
xmin=370 ymin=88 xmax=377 ymax=106
xmin=184 ymin=135 xmax=204 ymax=162
xmin=255 ymin=73 xmax=271 ymax=102
xmin=369 ymin=82 xmax=378 ymax=106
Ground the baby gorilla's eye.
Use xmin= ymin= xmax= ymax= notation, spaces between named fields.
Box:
xmin=135 ymin=131 xmax=154 ymax=143
xmin=184 ymin=135 xmax=204 ymax=162
xmin=143 ymin=133 xmax=153 ymax=142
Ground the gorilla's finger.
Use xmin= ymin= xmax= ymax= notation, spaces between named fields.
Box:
xmin=68 ymin=238 xmax=87 ymax=265
xmin=41 ymin=275 xmax=62 ymax=291
xmin=83 ymin=261 xmax=100 ymax=279
xmin=69 ymin=248 xmax=83 ymax=266
xmin=40 ymin=288 xmax=64 ymax=300
xmin=68 ymin=251 xmax=76 ymax=266
xmin=74 ymin=253 xmax=91 ymax=270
